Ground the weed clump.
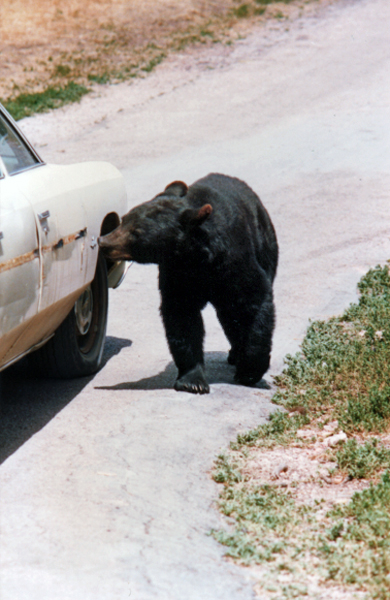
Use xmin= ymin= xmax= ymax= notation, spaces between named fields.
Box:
xmin=334 ymin=438 xmax=390 ymax=480
xmin=3 ymin=82 xmax=89 ymax=120
xmin=213 ymin=466 xmax=390 ymax=598
xmin=273 ymin=265 xmax=390 ymax=435
xmin=213 ymin=483 xmax=310 ymax=564
xmin=232 ymin=0 xmax=293 ymax=19
xmin=323 ymin=471 xmax=390 ymax=595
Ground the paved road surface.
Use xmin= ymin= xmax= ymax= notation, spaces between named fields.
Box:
xmin=1 ymin=0 xmax=390 ymax=598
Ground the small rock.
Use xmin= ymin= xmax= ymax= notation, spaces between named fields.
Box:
xmin=296 ymin=429 xmax=316 ymax=439
xmin=272 ymin=463 xmax=289 ymax=479
xmin=322 ymin=420 xmax=338 ymax=436
xmin=333 ymin=475 xmax=350 ymax=485
xmin=319 ymin=474 xmax=333 ymax=485
xmin=326 ymin=432 xmax=347 ymax=447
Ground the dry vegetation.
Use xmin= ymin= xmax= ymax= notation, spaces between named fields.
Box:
xmin=0 ymin=0 xmax=333 ymax=103
xmin=0 ymin=0 xmax=254 ymax=100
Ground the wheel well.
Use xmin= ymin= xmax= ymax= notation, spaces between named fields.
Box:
xmin=100 ymin=212 xmax=120 ymax=270
xmin=100 ymin=212 xmax=120 ymax=237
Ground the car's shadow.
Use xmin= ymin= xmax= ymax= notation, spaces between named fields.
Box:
xmin=95 ymin=351 xmax=271 ymax=392
xmin=0 ymin=336 xmax=132 ymax=464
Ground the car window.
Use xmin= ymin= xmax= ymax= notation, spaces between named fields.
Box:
xmin=0 ymin=114 xmax=39 ymax=175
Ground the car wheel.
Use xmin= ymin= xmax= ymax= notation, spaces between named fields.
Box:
xmin=32 ymin=252 xmax=108 ymax=378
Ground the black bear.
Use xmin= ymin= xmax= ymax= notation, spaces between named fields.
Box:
xmin=99 ymin=173 xmax=278 ymax=394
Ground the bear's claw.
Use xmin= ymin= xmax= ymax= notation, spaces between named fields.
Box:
xmin=174 ymin=379 xmax=210 ymax=394
xmin=174 ymin=368 xmax=210 ymax=394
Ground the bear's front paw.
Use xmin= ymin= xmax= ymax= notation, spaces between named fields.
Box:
xmin=174 ymin=366 xmax=210 ymax=394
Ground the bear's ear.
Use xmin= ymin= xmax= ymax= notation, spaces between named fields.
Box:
xmin=180 ymin=204 xmax=213 ymax=230
xmin=196 ymin=204 xmax=213 ymax=224
xmin=164 ymin=181 xmax=188 ymax=197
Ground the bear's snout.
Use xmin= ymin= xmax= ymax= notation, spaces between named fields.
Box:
xmin=98 ymin=229 xmax=132 ymax=261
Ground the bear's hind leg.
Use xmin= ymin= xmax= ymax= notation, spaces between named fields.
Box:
xmin=215 ymin=307 xmax=241 ymax=367
xmin=216 ymin=291 xmax=275 ymax=387
xmin=235 ymin=292 xmax=275 ymax=386
xmin=160 ymin=297 xmax=209 ymax=394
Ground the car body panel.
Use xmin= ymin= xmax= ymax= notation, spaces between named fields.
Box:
xmin=0 ymin=287 xmax=81 ymax=372
xmin=0 ymin=178 xmax=40 ymax=347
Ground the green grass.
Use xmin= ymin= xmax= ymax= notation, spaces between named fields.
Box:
xmin=3 ymin=82 xmax=89 ymax=121
xmin=334 ymin=438 xmax=390 ymax=480
xmin=140 ymin=52 xmax=166 ymax=73
xmin=271 ymin=265 xmax=390 ymax=436
xmin=231 ymin=409 xmax=308 ymax=450
xmin=232 ymin=0 xmax=293 ymax=19
xmin=213 ymin=264 xmax=390 ymax=599
xmin=323 ymin=471 xmax=390 ymax=597
xmin=232 ymin=4 xmax=251 ymax=18
xmin=213 ymin=484 xmax=310 ymax=563
xmin=87 ymin=72 xmax=110 ymax=84
xmin=255 ymin=0 xmax=292 ymax=4
xmin=214 ymin=454 xmax=243 ymax=484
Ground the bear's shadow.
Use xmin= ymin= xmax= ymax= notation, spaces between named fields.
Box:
xmin=96 ymin=351 xmax=270 ymax=391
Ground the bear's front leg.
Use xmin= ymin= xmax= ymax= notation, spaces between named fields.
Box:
xmin=160 ymin=295 xmax=209 ymax=394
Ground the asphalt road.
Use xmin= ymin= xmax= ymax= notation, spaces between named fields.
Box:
xmin=1 ymin=0 xmax=390 ymax=598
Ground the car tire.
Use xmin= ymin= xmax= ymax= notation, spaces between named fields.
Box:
xmin=31 ymin=252 xmax=108 ymax=378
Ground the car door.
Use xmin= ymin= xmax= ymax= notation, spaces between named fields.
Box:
xmin=14 ymin=164 xmax=89 ymax=313
xmin=0 ymin=173 xmax=41 ymax=368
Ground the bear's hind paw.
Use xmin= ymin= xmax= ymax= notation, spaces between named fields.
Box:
xmin=234 ymin=372 xmax=260 ymax=387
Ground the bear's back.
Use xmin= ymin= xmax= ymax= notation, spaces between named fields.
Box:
xmin=187 ymin=174 xmax=278 ymax=281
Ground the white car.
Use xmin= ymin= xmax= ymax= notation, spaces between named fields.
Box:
xmin=0 ymin=104 xmax=128 ymax=377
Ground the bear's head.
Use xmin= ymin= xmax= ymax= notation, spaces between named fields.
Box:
xmin=98 ymin=180 xmax=213 ymax=264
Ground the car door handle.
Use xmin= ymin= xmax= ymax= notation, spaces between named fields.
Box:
xmin=38 ymin=210 xmax=50 ymax=221
xmin=38 ymin=210 xmax=50 ymax=234
xmin=0 ymin=232 xmax=3 ymax=241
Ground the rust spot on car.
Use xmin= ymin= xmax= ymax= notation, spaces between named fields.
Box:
xmin=42 ymin=230 xmax=85 ymax=254
xmin=0 ymin=249 xmax=38 ymax=274
xmin=75 ymin=227 xmax=87 ymax=239
xmin=53 ymin=239 xmax=64 ymax=250
xmin=0 ymin=228 xmax=87 ymax=273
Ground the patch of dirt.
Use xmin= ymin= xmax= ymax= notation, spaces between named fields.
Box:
xmin=236 ymin=427 xmax=376 ymax=599
xmin=0 ymin=0 xmax=337 ymax=101
xmin=230 ymin=416 xmax=390 ymax=598
xmin=243 ymin=435 xmax=370 ymax=515
xmin=242 ymin=417 xmax=390 ymax=511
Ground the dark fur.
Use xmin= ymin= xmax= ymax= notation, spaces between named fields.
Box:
xmin=99 ymin=173 xmax=278 ymax=394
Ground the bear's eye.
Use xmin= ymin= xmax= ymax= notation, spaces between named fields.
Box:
xmin=133 ymin=228 xmax=142 ymax=237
